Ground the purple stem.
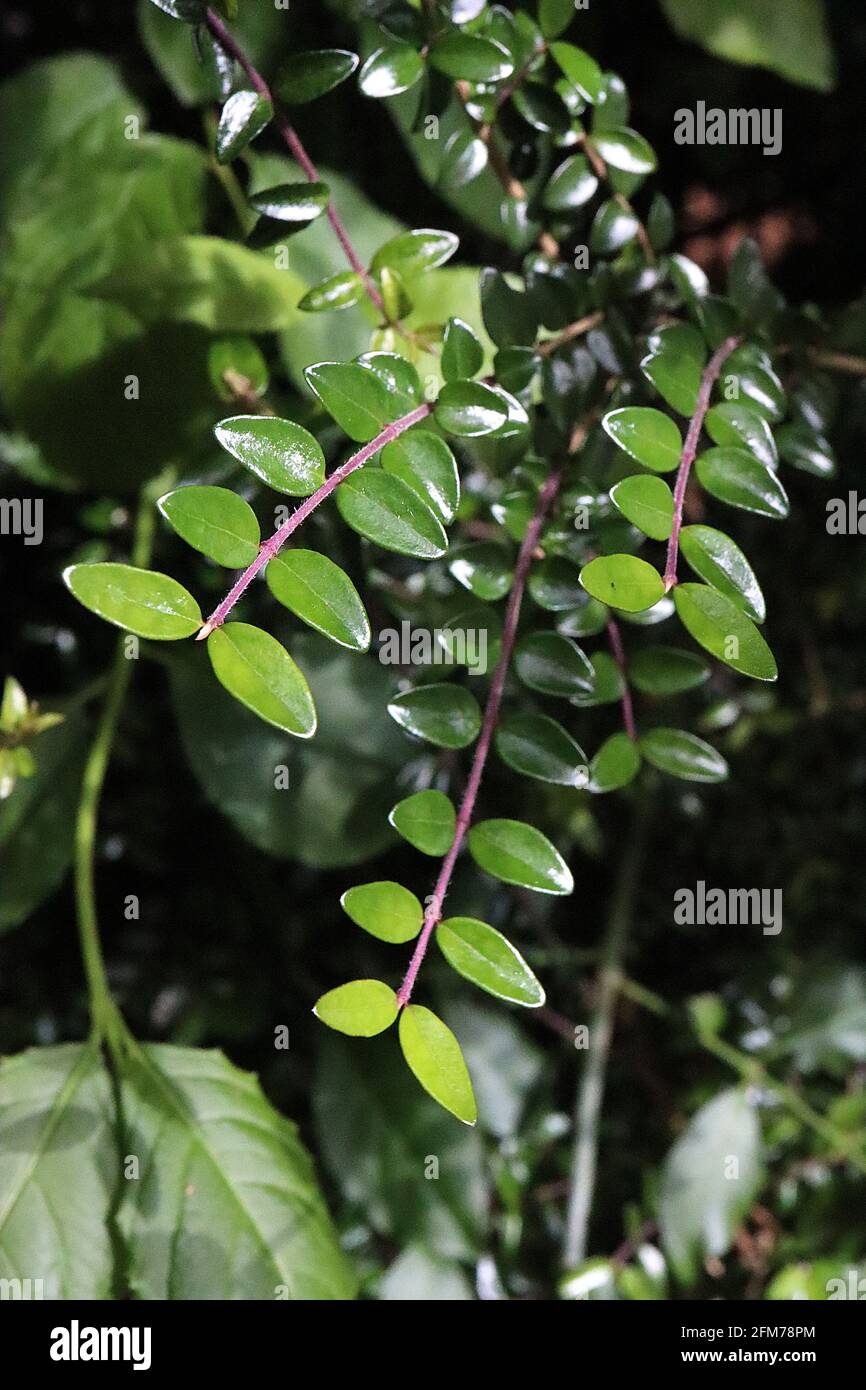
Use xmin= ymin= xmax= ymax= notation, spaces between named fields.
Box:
xmin=204 ymin=8 xmax=385 ymax=316
xmin=197 ymin=403 xmax=431 ymax=639
xmin=605 ymin=617 xmax=636 ymax=742
xmin=395 ymin=466 xmax=564 ymax=1008
xmin=663 ymin=334 xmax=741 ymax=591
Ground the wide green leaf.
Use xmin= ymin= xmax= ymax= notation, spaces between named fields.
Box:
xmin=528 ymin=557 xmax=584 ymax=612
xmin=549 ymin=41 xmax=603 ymax=101
xmin=629 ymin=646 xmax=710 ymax=695
xmin=594 ymin=127 xmax=657 ymax=175
xmin=449 ymin=542 xmax=513 ymax=601
xmin=429 ymin=34 xmax=513 ymax=83
xmin=314 ymin=980 xmax=398 ymax=1037
xmin=436 ymin=917 xmax=545 ymax=1007
xmin=610 ymin=475 xmax=674 ymax=540
xmin=641 ymin=324 xmax=706 ymax=417
xmin=679 ymin=524 xmax=766 ymax=622
xmin=435 ymin=381 xmax=508 ymax=437
xmin=695 ymin=447 xmax=789 ymax=519
xmin=341 ymin=880 xmax=422 ymax=944
xmin=540 ymin=0 xmax=580 ymax=41
xmin=468 ymin=819 xmax=573 ymax=895
xmin=158 ymin=485 xmax=260 ymax=568
xmin=389 ymin=789 xmax=456 ymax=856
xmin=381 ymin=431 xmax=459 ymax=524
xmin=216 ymin=89 xmax=273 ymax=164
xmin=267 ymin=550 xmax=370 ymax=651
xmin=705 ymin=401 xmax=778 ymax=471
xmin=603 ymin=407 xmax=682 ymax=473
xmin=207 ymin=623 xmax=317 ymax=736
xmin=249 ymin=182 xmax=330 ymax=225
xmin=336 ymin=470 xmax=447 ymax=558
xmin=514 ymin=632 xmax=593 ymax=700
xmin=588 ymin=732 xmax=641 ymax=793
xmin=371 ymin=229 xmax=459 ymax=278
xmin=674 ymin=584 xmax=777 ymax=680
xmin=359 ymin=43 xmax=424 ymax=99
xmin=399 ymin=1005 xmax=478 ymax=1125
xmin=305 ymin=361 xmax=396 ymax=441
xmin=64 ymin=563 xmax=202 ymax=639
xmin=543 ymin=154 xmax=598 ymax=211
xmin=388 ymin=683 xmax=482 ymax=749
xmin=580 ymin=554 xmax=665 ymax=613
xmin=496 ymin=713 xmax=588 ymax=788
xmin=214 ymin=415 xmax=325 ymax=496
xmin=442 ymin=317 xmax=484 ymax=382
xmin=273 ymin=49 xmax=359 ymax=105
xmin=639 ymin=727 xmax=728 ymax=783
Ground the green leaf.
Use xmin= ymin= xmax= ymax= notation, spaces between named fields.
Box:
xmin=679 ymin=524 xmax=766 ymax=622
xmin=216 ymin=89 xmax=273 ymax=164
xmin=572 ymin=651 xmax=624 ymax=707
xmin=480 ymin=268 xmax=540 ymax=348
xmin=629 ymin=646 xmax=710 ymax=695
xmin=399 ymin=1006 xmax=478 ymax=1126
xmin=513 ymin=81 xmax=571 ymax=134
xmin=641 ymin=324 xmax=706 ymax=416
xmin=449 ymin=542 xmax=513 ymax=601
xmin=543 ymin=154 xmax=598 ymax=211
xmin=549 ymin=41 xmax=603 ymax=101
xmin=659 ymin=0 xmax=834 ymax=92
xmin=388 ymin=683 xmax=482 ymax=750
xmin=158 ymin=485 xmax=260 ymax=568
xmin=305 ymin=361 xmax=395 ymax=442
xmin=435 ymin=381 xmax=508 ymax=437
xmin=371 ymin=228 xmax=459 ymax=277
xmin=274 ymin=49 xmax=359 ymax=105
xmin=580 ymin=554 xmax=665 ymax=614
xmin=777 ymin=422 xmax=835 ymax=477
xmin=639 ymin=727 xmax=728 ymax=783
xmin=389 ymin=789 xmax=456 ymax=856
xmin=381 ymin=431 xmax=459 ymax=525
xmin=610 ymin=475 xmax=674 ymax=540
xmin=208 ymin=335 xmax=269 ymax=402
xmin=214 ymin=415 xmax=325 ymax=496
xmin=726 ymin=345 xmax=786 ymax=422
xmin=594 ymin=127 xmax=657 ymax=175
xmin=441 ymin=317 xmax=484 ymax=382
xmin=249 ymin=181 xmax=330 ymax=225
xmin=496 ymin=713 xmax=588 ymax=788
xmin=515 ymin=631 xmax=594 ymax=698
xmin=695 ymin=447 xmax=789 ymax=519
xmin=705 ymin=401 xmax=778 ymax=471
xmin=119 ymin=1043 xmax=355 ymax=1298
xmin=314 ymin=980 xmax=398 ymax=1037
xmin=267 ymin=551 xmax=370 ymax=651
xmin=298 ymin=271 xmax=366 ymax=313
xmin=64 ymin=563 xmax=202 ymax=639
xmin=528 ymin=556 xmax=584 ymax=611
xmin=588 ymin=732 xmax=641 ymax=793
xmin=603 ymin=407 xmax=682 ymax=473
xmin=591 ymin=199 xmax=640 ymax=255
xmin=341 ymin=880 xmax=423 ymax=944
xmin=468 ymin=819 xmax=573 ymax=895
xmin=336 ymin=470 xmax=447 ymax=558
xmin=358 ymin=352 xmax=422 ymax=414
xmin=437 ymin=918 xmax=545 ymax=1007
xmin=0 ymin=1043 xmax=116 ymax=1298
xmin=359 ymin=42 xmax=424 ymax=99
xmin=674 ymin=584 xmax=777 ymax=680
xmin=539 ymin=0 xmax=578 ymax=41
xmin=659 ymin=1088 xmax=764 ymax=1286
xmin=207 ymin=622 xmax=317 ymax=736
xmin=429 ymin=34 xmax=514 ymax=83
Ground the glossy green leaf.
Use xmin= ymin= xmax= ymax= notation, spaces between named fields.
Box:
xmin=341 ymin=880 xmax=422 ymax=944
xmin=214 ymin=415 xmax=325 ymax=496
xmin=468 ymin=819 xmax=573 ymax=895
xmin=726 ymin=345 xmax=786 ymax=423
xmin=603 ymin=407 xmax=682 ymax=473
xmin=528 ymin=557 xmax=584 ymax=611
xmin=449 ymin=542 xmax=513 ymax=601
xmin=705 ymin=401 xmax=778 ymax=471
xmin=629 ymin=646 xmax=710 ymax=695
xmin=437 ymin=917 xmax=545 ymax=1007
xmin=371 ymin=228 xmax=459 ymax=277
xmin=542 ymin=154 xmax=598 ymax=211
xmin=696 ymin=447 xmax=789 ymax=519
xmin=336 ymin=470 xmax=447 ymax=558
xmin=674 ymin=584 xmax=777 ymax=681
xmin=594 ymin=126 xmax=657 ymax=174
xmin=679 ymin=525 xmax=765 ymax=622
xmin=158 ymin=486 xmax=260 ymax=568
xmin=591 ymin=199 xmax=640 ymax=255
xmin=274 ymin=49 xmax=359 ymax=105
xmin=539 ymin=0 xmax=578 ymax=40
xmin=64 ymin=563 xmax=202 ymax=639
xmin=588 ymin=732 xmax=641 ymax=793
xmin=389 ymin=789 xmax=456 ymax=856
xmin=435 ymin=381 xmax=508 ymax=437
xmin=305 ymin=361 xmax=395 ymax=442
xmin=381 ymin=431 xmax=459 ymax=525
xmin=496 ymin=713 xmax=588 ymax=788
xmin=639 ymin=727 xmax=728 ymax=782
xmin=777 ymin=422 xmax=836 ymax=477
xmin=429 ymin=34 xmax=513 ymax=83
xmin=207 ymin=622 xmax=317 ymax=736
xmin=572 ymin=651 xmax=625 ymax=707
xmin=388 ymin=683 xmax=482 ymax=749
xmin=314 ymin=979 xmax=398 ymax=1037
xmin=549 ymin=41 xmax=603 ymax=101
xmin=359 ymin=42 xmax=424 ymax=98
xmin=610 ymin=475 xmax=674 ymax=540
xmin=641 ymin=324 xmax=706 ymax=417
xmin=215 ymin=89 xmax=272 ymax=164
xmin=515 ymin=631 xmax=594 ymax=698
xmin=249 ymin=181 xmax=330 ymax=224
xmin=267 ymin=550 xmax=370 ymax=651
xmin=358 ymin=352 xmax=422 ymax=414
xmin=441 ymin=317 xmax=484 ymax=382
xmin=580 ymin=554 xmax=665 ymax=614
xmin=399 ymin=1005 xmax=477 ymax=1126
xmin=298 ymin=270 xmax=366 ymax=313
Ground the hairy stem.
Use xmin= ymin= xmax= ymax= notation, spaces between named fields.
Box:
xmin=663 ymin=334 xmax=741 ymax=591
xmin=605 ymin=616 xmax=636 ymax=741
xmin=562 ymin=795 xmax=649 ymax=1268
xmin=204 ymin=7 xmax=385 ymax=315
xmin=198 ymin=403 xmax=431 ymax=639
xmin=395 ymin=465 xmax=565 ymax=1007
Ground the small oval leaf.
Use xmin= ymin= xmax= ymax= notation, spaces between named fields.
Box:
xmin=64 ymin=564 xmax=202 ymax=640
xmin=207 ymin=622 xmax=316 ymax=736
xmin=468 ymin=819 xmax=573 ymax=895
xmin=340 ymin=881 xmax=422 ymax=944
xmin=313 ymin=979 xmax=398 ymax=1037
xmin=398 ymin=1005 xmax=477 ymax=1125
xmin=436 ymin=917 xmax=545 ymax=1007
xmin=214 ymin=416 xmax=325 ymax=496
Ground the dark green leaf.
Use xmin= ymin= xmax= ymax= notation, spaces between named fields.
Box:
xmin=610 ymin=475 xmax=674 ymax=540
xmin=215 ymin=415 xmax=325 ymax=495
xmin=588 ymin=732 xmax=641 ymax=793
xmin=496 ymin=713 xmax=588 ymax=787
xmin=305 ymin=361 xmax=395 ymax=442
xmin=515 ymin=631 xmax=594 ymax=697
xmin=435 ymin=381 xmax=508 ymax=437
xmin=603 ymin=407 xmax=682 ymax=473
xmin=267 ymin=550 xmax=370 ymax=651
xmin=298 ymin=271 xmax=366 ymax=313
xmin=388 ymin=683 xmax=482 ymax=749
xmin=679 ymin=525 xmax=765 ymax=622
xmin=381 ymin=431 xmax=459 ymax=525
xmin=359 ymin=43 xmax=424 ymax=98
xmin=336 ymin=470 xmax=447 ymax=558
xmin=449 ymin=542 xmax=513 ymax=601
xmin=639 ymin=726 xmax=728 ymax=782
xmin=274 ymin=49 xmax=359 ymax=105
xmin=528 ymin=556 xmax=584 ymax=611
xmin=372 ymin=228 xmax=459 ymax=277
xmin=429 ymin=34 xmax=514 ymax=83
xmin=441 ymin=317 xmax=484 ymax=382
xmin=216 ymin=89 xmax=272 ymax=164
xmin=594 ymin=127 xmax=657 ymax=174
xmin=590 ymin=199 xmax=640 ymax=255
xmin=777 ymin=422 xmax=836 ymax=477
xmin=539 ymin=0 xmax=578 ymax=40
xmin=674 ymin=584 xmax=777 ymax=681
xmin=641 ymin=324 xmax=706 ymax=416
xmin=249 ymin=181 xmax=330 ymax=224
xmin=629 ymin=646 xmax=710 ymax=695
xmin=542 ymin=154 xmax=598 ymax=212
xmin=705 ymin=401 xmax=778 ymax=471
xmin=695 ymin=447 xmax=789 ymax=519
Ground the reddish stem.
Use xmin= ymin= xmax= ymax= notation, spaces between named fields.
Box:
xmin=395 ymin=466 xmax=564 ymax=1008
xmin=197 ymin=404 xmax=431 ymax=639
xmin=204 ymin=8 xmax=385 ymax=315
xmin=605 ymin=617 xmax=636 ymax=742
xmin=663 ymin=334 xmax=741 ymax=591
